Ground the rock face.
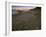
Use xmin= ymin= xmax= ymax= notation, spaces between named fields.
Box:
xmin=12 ymin=7 xmax=41 ymax=31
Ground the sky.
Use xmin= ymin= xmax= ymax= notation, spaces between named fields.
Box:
xmin=12 ymin=6 xmax=37 ymax=10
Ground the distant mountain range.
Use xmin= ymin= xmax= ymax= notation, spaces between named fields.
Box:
xmin=12 ymin=7 xmax=41 ymax=15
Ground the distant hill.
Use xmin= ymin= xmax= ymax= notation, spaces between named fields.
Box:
xmin=12 ymin=7 xmax=41 ymax=16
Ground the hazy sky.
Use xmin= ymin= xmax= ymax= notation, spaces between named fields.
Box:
xmin=12 ymin=6 xmax=37 ymax=10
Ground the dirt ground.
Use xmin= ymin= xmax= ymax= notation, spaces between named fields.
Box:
xmin=12 ymin=7 xmax=41 ymax=31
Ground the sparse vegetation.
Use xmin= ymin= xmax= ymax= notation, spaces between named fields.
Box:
xmin=12 ymin=7 xmax=41 ymax=31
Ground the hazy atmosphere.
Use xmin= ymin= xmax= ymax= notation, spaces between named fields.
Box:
xmin=12 ymin=6 xmax=41 ymax=31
